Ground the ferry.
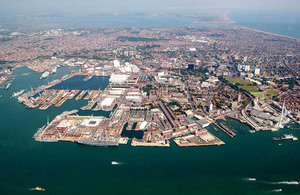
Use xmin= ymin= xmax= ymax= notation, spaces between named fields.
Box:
xmin=40 ymin=71 xmax=49 ymax=79
xmin=34 ymin=186 xmax=45 ymax=191
xmin=12 ymin=89 xmax=25 ymax=98
xmin=273 ymin=134 xmax=298 ymax=141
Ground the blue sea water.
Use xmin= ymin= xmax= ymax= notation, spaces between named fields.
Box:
xmin=49 ymin=75 xmax=110 ymax=90
xmin=229 ymin=10 xmax=300 ymax=39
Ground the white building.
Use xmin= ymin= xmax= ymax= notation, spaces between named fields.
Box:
xmin=109 ymin=74 xmax=129 ymax=84
xmin=244 ymin=65 xmax=250 ymax=72
xmin=254 ymin=68 xmax=260 ymax=75
xmin=100 ymin=97 xmax=115 ymax=107
xmin=113 ymin=60 xmax=120 ymax=68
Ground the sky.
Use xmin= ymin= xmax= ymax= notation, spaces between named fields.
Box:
xmin=0 ymin=0 xmax=300 ymax=15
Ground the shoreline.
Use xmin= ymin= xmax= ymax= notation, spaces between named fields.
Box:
xmin=238 ymin=25 xmax=300 ymax=41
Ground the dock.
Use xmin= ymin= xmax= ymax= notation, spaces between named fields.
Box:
xmin=212 ymin=121 xmax=236 ymax=137
xmin=80 ymin=100 xmax=96 ymax=110
xmin=75 ymin=90 xmax=87 ymax=100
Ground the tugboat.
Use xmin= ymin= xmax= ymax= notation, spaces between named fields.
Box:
xmin=273 ymin=134 xmax=298 ymax=141
xmin=34 ymin=186 xmax=45 ymax=191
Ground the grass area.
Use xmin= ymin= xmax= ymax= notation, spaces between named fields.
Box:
xmin=239 ymin=85 xmax=258 ymax=92
xmin=266 ymin=89 xmax=279 ymax=95
xmin=225 ymin=77 xmax=248 ymax=85
xmin=251 ymin=92 xmax=265 ymax=98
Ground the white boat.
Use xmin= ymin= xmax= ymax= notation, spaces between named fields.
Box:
xmin=5 ymin=82 xmax=11 ymax=90
xmin=12 ymin=89 xmax=25 ymax=98
xmin=111 ymin=161 xmax=119 ymax=165
xmin=248 ymin=178 xmax=256 ymax=181
xmin=21 ymin=73 xmax=30 ymax=76
xmin=51 ymin=66 xmax=57 ymax=74
xmin=40 ymin=71 xmax=49 ymax=79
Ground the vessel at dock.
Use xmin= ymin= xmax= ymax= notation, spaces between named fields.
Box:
xmin=77 ymin=139 xmax=119 ymax=147
xmin=51 ymin=66 xmax=57 ymax=74
xmin=40 ymin=71 xmax=49 ymax=79
xmin=273 ymin=134 xmax=298 ymax=141
xmin=12 ymin=89 xmax=25 ymax=98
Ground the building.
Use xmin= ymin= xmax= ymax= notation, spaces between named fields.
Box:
xmin=113 ymin=60 xmax=120 ymax=68
xmin=196 ymin=118 xmax=210 ymax=128
xmin=254 ymin=68 xmax=260 ymax=75
xmin=109 ymin=74 xmax=129 ymax=84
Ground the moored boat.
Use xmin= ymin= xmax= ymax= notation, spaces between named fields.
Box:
xmin=40 ymin=71 xmax=49 ymax=79
xmin=273 ymin=134 xmax=298 ymax=141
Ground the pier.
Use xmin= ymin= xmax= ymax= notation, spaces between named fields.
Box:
xmin=212 ymin=121 xmax=236 ymax=137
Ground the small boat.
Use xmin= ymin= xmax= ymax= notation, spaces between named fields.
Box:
xmin=21 ymin=73 xmax=30 ymax=76
xmin=111 ymin=161 xmax=118 ymax=165
xmin=34 ymin=186 xmax=45 ymax=191
xmin=51 ymin=66 xmax=57 ymax=74
xmin=273 ymin=134 xmax=298 ymax=141
xmin=248 ymin=178 xmax=256 ymax=181
xmin=248 ymin=130 xmax=256 ymax=133
xmin=273 ymin=189 xmax=282 ymax=192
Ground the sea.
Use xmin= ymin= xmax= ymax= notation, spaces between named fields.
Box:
xmin=0 ymin=66 xmax=300 ymax=194
xmin=229 ymin=10 xmax=300 ymax=39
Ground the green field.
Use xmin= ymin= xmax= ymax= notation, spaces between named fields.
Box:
xmin=251 ymin=92 xmax=265 ymax=98
xmin=266 ymin=89 xmax=279 ymax=95
xmin=239 ymin=85 xmax=258 ymax=92
xmin=225 ymin=77 xmax=248 ymax=85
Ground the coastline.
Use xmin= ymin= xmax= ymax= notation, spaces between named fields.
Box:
xmin=238 ymin=26 xmax=300 ymax=41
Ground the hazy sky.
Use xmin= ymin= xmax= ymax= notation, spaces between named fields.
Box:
xmin=1 ymin=0 xmax=300 ymax=15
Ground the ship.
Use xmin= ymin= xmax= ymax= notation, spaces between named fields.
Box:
xmin=34 ymin=187 xmax=45 ymax=191
xmin=12 ymin=89 xmax=25 ymax=98
xmin=40 ymin=71 xmax=49 ymax=79
xmin=5 ymin=82 xmax=11 ymax=90
xmin=273 ymin=134 xmax=298 ymax=141
xmin=51 ymin=66 xmax=57 ymax=74
xmin=77 ymin=139 xmax=119 ymax=147
xmin=111 ymin=161 xmax=119 ymax=165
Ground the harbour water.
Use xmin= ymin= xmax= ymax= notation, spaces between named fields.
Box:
xmin=0 ymin=67 xmax=300 ymax=194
